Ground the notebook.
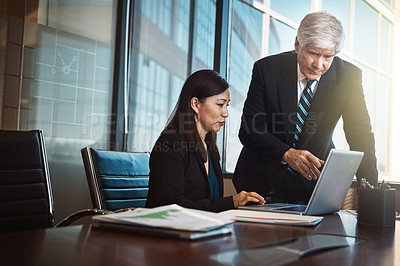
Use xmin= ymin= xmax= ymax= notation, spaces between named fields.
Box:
xmin=240 ymin=149 xmax=364 ymax=215
xmin=93 ymin=222 xmax=233 ymax=240
xmin=92 ymin=204 xmax=234 ymax=240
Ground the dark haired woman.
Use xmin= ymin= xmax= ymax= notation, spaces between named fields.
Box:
xmin=145 ymin=69 xmax=265 ymax=212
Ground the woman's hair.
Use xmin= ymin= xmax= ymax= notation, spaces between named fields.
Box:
xmin=297 ymin=11 xmax=344 ymax=53
xmin=164 ymin=69 xmax=229 ymax=162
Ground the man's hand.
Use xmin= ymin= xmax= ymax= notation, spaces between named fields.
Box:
xmin=282 ymin=148 xmax=324 ymax=180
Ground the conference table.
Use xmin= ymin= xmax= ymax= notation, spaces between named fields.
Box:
xmin=0 ymin=211 xmax=398 ymax=266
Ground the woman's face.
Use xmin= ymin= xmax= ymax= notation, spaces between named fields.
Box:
xmin=194 ymin=89 xmax=230 ymax=136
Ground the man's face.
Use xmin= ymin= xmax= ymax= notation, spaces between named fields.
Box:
xmin=295 ymin=40 xmax=336 ymax=80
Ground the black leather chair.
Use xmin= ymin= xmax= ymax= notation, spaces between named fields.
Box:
xmin=81 ymin=147 xmax=150 ymax=211
xmin=0 ymin=129 xmax=108 ymax=231
xmin=0 ymin=129 xmax=54 ymax=231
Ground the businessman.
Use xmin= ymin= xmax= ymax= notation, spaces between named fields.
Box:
xmin=233 ymin=11 xmax=378 ymax=204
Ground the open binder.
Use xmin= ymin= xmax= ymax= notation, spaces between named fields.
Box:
xmin=92 ymin=204 xmax=234 ymax=240
xmin=219 ymin=209 xmax=323 ymax=226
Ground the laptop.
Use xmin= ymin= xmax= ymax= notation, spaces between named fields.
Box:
xmin=240 ymin=149 xmax=364 ymax=215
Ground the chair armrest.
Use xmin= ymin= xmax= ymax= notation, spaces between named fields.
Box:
xmin=114 ymin=208 xmax=136 ymax=213
xmin=54 ymin=209 xmax=113 ymax=227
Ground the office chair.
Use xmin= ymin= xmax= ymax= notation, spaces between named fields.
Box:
xmin=81 ymin=147 xmax=150 ymax=211
xmin=0 ymin=129 xmax=107 ymax=231
xmin=0 ymin=129 xmax=54 ymax=231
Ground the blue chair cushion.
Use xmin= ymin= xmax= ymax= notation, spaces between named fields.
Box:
xmin=92 ymin=150 xmax=150 ymax=176
xmin=87 ymin=149 xmax=150 ymax=210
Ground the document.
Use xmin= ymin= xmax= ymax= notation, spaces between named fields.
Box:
xmin=219 ymin=209 xmax=323 ymax=226
xmin=92 ymin=204 xmax=234 ymax=239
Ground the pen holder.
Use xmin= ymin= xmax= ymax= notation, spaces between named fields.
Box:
xmin=357 ymin=187 xmax=396 ymax=227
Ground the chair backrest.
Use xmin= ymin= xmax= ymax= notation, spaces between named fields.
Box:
xmin=0 ymin=129 xmax=54 ymax=231
xmin=81 ymin=147 xmax=150 ymax=211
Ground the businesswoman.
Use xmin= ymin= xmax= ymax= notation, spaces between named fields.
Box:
xmin=145 ymin=69 xmax=265 ymax=212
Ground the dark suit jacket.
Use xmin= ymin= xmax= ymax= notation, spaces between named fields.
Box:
xmin=145 ymin=131 xmax=234 ymax=212
xmin=233 ymin=51 xmax=378 ymax=200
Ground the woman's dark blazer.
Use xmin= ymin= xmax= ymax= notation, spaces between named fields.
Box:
xmin=145 ymin=131 xmax=234 ymax=212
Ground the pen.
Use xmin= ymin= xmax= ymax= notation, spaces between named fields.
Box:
xmin=360 ymin=178 xmax=374 ymax=189
xmin=380 ymin=180 xmax=391 ymax=190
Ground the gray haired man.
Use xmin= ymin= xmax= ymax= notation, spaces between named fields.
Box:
xmin=233 ymin=11 xmax=378 ymax=204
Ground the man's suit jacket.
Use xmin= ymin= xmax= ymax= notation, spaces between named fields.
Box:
xmin=233 ymin=51 xmax=378 ymax=198
xmin=146 ymin=131 xmax=234 ymax=212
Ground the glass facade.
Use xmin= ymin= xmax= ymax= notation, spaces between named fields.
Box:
xmin=322 ymin=0 xmax=351 ymax=51
xmin=381 ymin=18 xmax=392 ymax=74
xmin=124 ymin=0 xmax=399 ymax=181
xmin=126 ymin=0 xmax=216 ymax=153
xmin=1 ymin=0 xmax=399 ymax=219
xmin=193 ymin=0 xmax=216 ymax=71
xmin=354 ymin=0 xmax=379 ymax=65
xmin=0 ymin=0 xmax=116 ymax=222
xmin=268 ymin=18 xmax=296 ymax=55
xmin=270 ymin=0 xmax=311 ymax=24
xmin=225 ymin=0 xmax=263 ymax=172
xmin=220 ymin=0 xmax=397 ymax=179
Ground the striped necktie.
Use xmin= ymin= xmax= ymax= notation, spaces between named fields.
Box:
xmin=293 ymin=79 xmax=315 ymax=147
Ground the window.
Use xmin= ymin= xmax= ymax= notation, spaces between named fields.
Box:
xmin=322 ymin=0 xmax=351 ymax=51
xmin=354 ymin=0 xmax=378 ymax=65
xmin=126 ymin=0 xmax=216 ymax=153
xmin=268 ymin=18 xmax=296 ymax=55
xmin=125 ymin=0 xmax=400 ymax=182
xmin=270 ymin=0 xmax=311 ymax=24
xmin=193 ymin=0 xmax=216 ymax=71
xmin=222 ymin=0 xmax=398 ymax=181
xmin=225 ymin=0 xmax=263 ymax=172
xmin=0 ymin=0 xmax=117 ymax=222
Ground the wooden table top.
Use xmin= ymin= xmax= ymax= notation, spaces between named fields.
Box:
xmin=0 ymin=211 xmax=398 ymax=266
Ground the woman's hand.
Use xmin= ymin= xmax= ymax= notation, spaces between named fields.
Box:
xmin=233 ymin=191 xmax=266 ymax=208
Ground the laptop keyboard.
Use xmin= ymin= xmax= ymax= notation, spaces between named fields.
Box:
xmin=277 ymin=205 xmax=307 ymax=212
